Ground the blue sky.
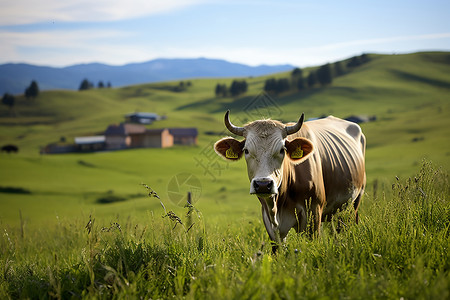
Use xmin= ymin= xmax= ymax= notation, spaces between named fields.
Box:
xmin=1 ymin=0 xmax=449 ymax=67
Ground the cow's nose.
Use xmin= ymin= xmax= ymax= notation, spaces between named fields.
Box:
xmin=253 ymin=180 xmax=274 ymax=194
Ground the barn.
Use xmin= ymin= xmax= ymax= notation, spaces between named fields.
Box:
xmin=104 ymin=123 xmax=177 ymax=149
xmin=169 ymin=128 xmax=198 ymax=146
xmin=42 ymin=123 xmax=198 ymax=154
xmin=104 ymin=123 xmax=146 ymax=150
xmin=130 ymin=128 xmax=174 ymax=148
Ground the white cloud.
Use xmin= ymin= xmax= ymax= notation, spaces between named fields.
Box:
xmin=1 ymin=26 xmax=449 ymax=67
xmin=0 ymin=29 xmax=129 ymax=48
xmin=0 ymin=29 xmax=150 ymax=66
xmin=314 ymin=33 xmax=450 ymax=52
xmin=0 ymin=0 xmax=205 ymax=25
xmin=145 ymin=32 xmax=450 ymax=67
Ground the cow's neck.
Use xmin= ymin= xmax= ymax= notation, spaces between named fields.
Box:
xmin=257 ymin=159 xmax=298 ymax=235
xmin=258 ymin=195 xmax=276 ymax=218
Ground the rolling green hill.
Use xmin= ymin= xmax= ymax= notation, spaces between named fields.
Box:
xmin=0 ymin=51 xmax=449 ymax=226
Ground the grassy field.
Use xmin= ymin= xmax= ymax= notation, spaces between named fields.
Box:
xmin=0 ymin=52 xmax=449 ymax=298
xmin=1 ymin=162 xmax=448 ymax=298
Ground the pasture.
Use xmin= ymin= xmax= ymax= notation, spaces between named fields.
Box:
xmin=0 ymin=52 xmax=449 ymax=298
xmin=1 ymin=162 xmax=448 ymax=299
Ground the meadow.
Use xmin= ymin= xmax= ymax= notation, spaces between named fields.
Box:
xmin=1 ymin=161 xmax=448 ymax=299
xmin=0 ymin=52 xmax=449 ymax=298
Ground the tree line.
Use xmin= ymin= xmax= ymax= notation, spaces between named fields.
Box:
xmin=215 ymin=79 xmax=248 ymax=97
xmin=79 ymin=79 xmax=112 ymax=91
xmin=2 ymin=80 xmax=40 ymax=111
xmin=2 ymin=77 xmax=113 ymax=111
xmin=263 ymin=54 xmax=371 ymax=95
xmin=213 ymin=54 xmax=370 ymax=98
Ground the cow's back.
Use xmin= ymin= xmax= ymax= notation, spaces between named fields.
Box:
xmin=294 ymin=116 xmax=366 ymax=216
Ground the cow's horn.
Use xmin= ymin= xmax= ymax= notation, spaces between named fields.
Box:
xmin=224 ymin=110 xmax=244 ymax=136
xmin=285 ymin=113 xmax=305 ymax=135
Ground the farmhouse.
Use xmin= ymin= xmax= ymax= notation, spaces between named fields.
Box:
xmin=104 ymin=123 xmax=197 ymax=149
xmin=41 ymin=122 xmax=198 ymax=154
xmin=169 ymin=128 xmax=198 ymax=146
xmin=129 ymin=128 xmax=173 ymax=148
xmin=104 ymin=123 xmax=146 ymax=150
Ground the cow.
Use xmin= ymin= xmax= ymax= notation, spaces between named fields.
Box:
xmin=1 ymin=144 xmax=19 ymax=153
xmin=214 ymin=111 xmax=366 ymax=251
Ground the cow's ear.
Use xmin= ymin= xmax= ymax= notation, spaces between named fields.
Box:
xmin=214 ymin=137 xmax=245 ymax=161
xmin=285 ymin=137 xmax=313 ymax=162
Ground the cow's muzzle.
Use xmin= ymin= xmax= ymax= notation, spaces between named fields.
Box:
xmin=250 ymin=178 xmax=277 ymax=195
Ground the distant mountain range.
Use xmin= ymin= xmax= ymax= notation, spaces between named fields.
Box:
xmin=0 ymin=58 xmax=295 ymax=95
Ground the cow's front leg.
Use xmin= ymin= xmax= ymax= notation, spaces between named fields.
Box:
xmin=292 ymin=198 xmax=322 ymax=237
xmin=308 ymin=200 xmax=323 ymax=237
xmin=293 ymin=204 xmax=307 ymax=233
xmin=259 ymin=197 xmax=281 ymax=253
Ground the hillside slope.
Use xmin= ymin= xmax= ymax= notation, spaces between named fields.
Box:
xmin=0 ymin=51 xmax=449 ymax=227
xmin=0 ymin=52 xmax=449 ymax=175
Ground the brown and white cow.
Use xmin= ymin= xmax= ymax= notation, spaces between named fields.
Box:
xmin=214 ymin=111 xmax=366 ymax=248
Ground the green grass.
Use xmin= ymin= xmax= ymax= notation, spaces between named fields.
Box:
xmin=0 ymin=52 xmax=449 ymax=298
xmin=1 ymin=162 xmax=448 ymax=299
xmin=0 ymin=146 xmax=252 ymax=226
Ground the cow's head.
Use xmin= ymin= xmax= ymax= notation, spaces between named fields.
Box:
xmin=214 ymin=111 xmax=313 ymax=197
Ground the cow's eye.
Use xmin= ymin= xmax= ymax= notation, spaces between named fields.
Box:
xmin=244 ymin=149 xmax=249 ymax=155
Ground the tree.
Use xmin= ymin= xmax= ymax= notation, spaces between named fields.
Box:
xmin=2 ymin=93 xmax=15 ymax=108
xmin=360 ymin=53 xmax=370 ymax=63
xmin=291 ymin=67 xmax=304 ymax=91
xmin=264 ymin=78 xmax=291 ymax=94
xmin=107 ymin=82 xmax=112 ymax=88
xmin=307 ymin=72 xmax=317 ymax=88
xmin=276 ymin=78 xmax=290 ymax=93
xmin=98 ymin=81 xmax=105 ymax=88
xmin=173 ymin=81 xmax=187 ymax=92
xmin=215 ymin=83 xmax=228 ymax=97
xmin=296 ymin=77 xmax=305 ymax=90
xmin=229 ymin=80 xmax=247 ymax=97
xmin=334 ymin=61 xmax=344 ymax=77
xmin=347 ymin=56 xmax=362 ymax=68
xmin=24 ymin=87 xmax=31 ymax=99
xmin=79 ymin=79 xmax=93 ymax=91
xmin=317 ymin=63 xmax=333 ymax=86
xmin=264 ymin=78 xmax=277 ymax=93
xmin=291 ymin=67 xmax=303 ymax=78
xmin=215 ymin=84 xmax=220 ymax=96
xmin=25 ymin=80 xmax=39 ymax=99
